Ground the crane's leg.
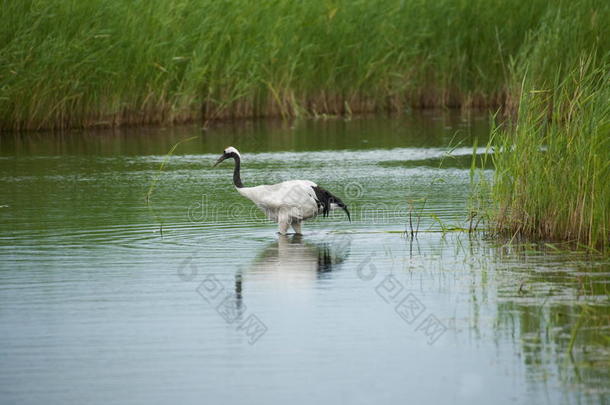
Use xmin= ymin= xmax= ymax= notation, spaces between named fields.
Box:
xmin=291 ymin=220 xmax=302 ymax=235
xmin=278 ymin=221 xmax=290 ymax=235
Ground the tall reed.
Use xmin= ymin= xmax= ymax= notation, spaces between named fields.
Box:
xmin=491 ymin=58 xmax=609 ymax=250
xmin=1 ymin=0 xmax=607 ymax=130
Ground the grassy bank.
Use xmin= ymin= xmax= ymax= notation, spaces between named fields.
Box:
xmin=1 ymin=0 xmax=607 ymax=130
xmin=491 ymin=59 xmax=609 ymax=251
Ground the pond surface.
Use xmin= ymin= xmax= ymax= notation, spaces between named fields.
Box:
xmin=1 ymin=112 xmax=608 ymax=404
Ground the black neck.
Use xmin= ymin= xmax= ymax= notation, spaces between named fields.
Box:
xmin=233 ymin=155 xmax=244 ymax=188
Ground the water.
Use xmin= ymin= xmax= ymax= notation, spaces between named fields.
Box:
xmin=1 ymin=113 xmax=608 ymax=404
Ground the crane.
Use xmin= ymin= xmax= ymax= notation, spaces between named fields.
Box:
xmin=213 ymin=147 xmax=350 ymax=235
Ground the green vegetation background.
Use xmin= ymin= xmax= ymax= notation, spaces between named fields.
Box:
xmin=1 ymin=0 xmax=607 ymax=130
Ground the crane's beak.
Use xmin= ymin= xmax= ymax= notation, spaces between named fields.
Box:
xmin=213 ymin=153 xmax=228 ymax=167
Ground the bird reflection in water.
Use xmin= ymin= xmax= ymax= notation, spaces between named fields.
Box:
xmin=234 ymin=234 xmax=351 ymax=303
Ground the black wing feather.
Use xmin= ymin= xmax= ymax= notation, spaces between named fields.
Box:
xmin=311 ymin=186 xmax=351 ymax=221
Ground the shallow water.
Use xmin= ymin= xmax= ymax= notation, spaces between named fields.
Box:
xmin=1 ymin=113 xmax=608 ymax=404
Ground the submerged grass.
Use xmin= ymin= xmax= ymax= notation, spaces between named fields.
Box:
xmin=1 ymin=0 xmax=608 ymax=130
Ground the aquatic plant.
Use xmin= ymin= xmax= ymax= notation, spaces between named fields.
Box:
xmin=491 ymin=58 xmax=609 ymax=251
xmin=1 ymin=0 xmax=607 ymax=130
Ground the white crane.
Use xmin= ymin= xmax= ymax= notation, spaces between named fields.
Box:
xmin=213 ymin=147 xmax=351 ymax=235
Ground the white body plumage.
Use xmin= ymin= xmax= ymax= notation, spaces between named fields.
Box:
xmin=238 ymin=180 xmax=323 ymax=233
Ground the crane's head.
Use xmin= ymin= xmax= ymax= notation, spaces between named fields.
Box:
xmin=213 ymin=146 xmax=241 ymax=167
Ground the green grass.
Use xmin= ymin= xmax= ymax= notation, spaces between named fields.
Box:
xmin=1 ymin=0 xmax=607 ymax=130
xmin=490 ymin=57 xmax=609 ymax=251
